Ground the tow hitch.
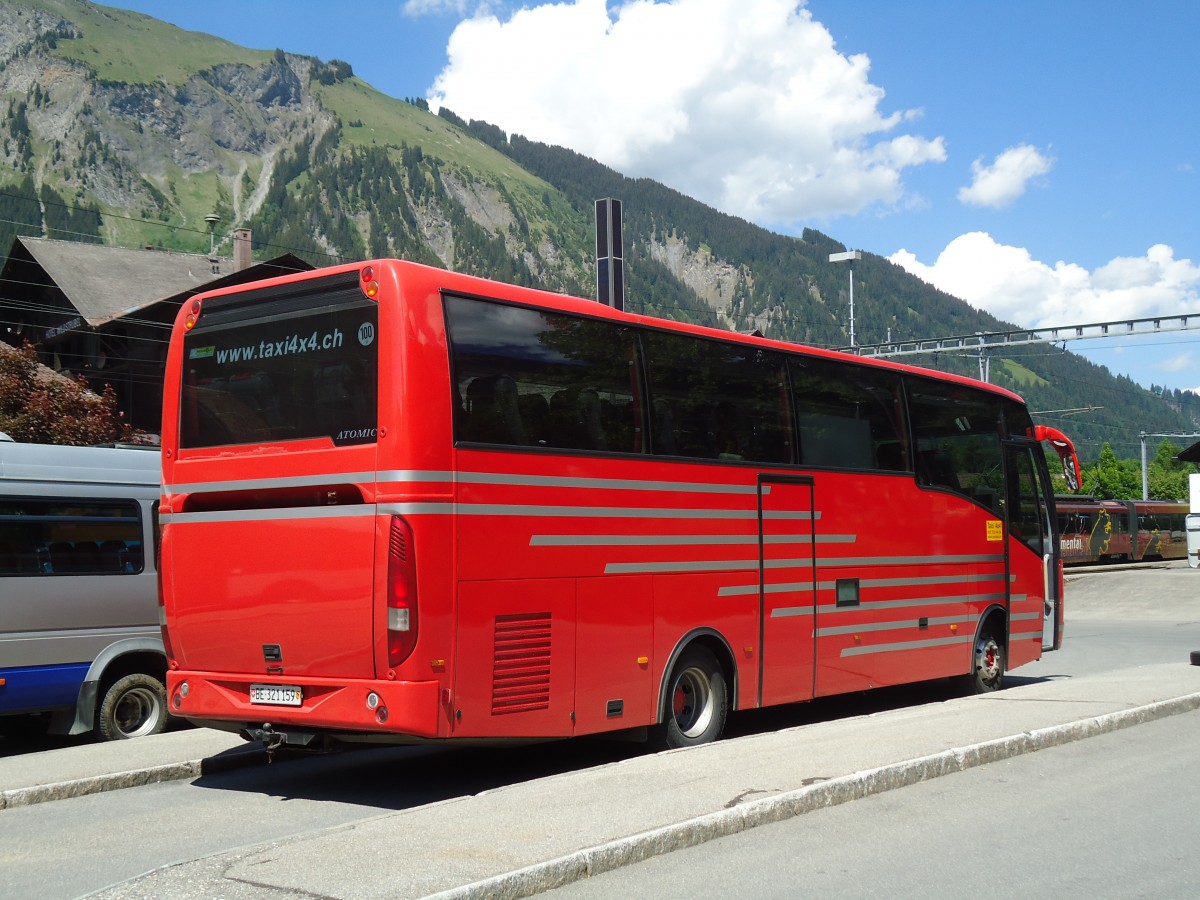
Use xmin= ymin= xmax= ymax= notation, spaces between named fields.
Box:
xmin=240 ymin=722 xmax=319 ymax=760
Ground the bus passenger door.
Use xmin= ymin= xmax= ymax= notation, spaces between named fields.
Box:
xmin=758 ymin=475 xmax=817 ymax=707
xmin=1003 ymin=442 xmax=1060 ymax=664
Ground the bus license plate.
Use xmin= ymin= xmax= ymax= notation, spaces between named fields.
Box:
xmin=249 ymin=684 xmax=302 ymax=706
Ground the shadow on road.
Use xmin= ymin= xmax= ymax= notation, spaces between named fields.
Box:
xmin=189 ymin=673 xmax=1065 ymax=813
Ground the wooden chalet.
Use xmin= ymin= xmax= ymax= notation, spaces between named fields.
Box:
xmin=0 ymin=234 xmax=312 ymax=433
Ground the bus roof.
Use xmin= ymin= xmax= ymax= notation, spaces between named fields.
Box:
xmin=188 ymin=257 xmax=1029 ymax=408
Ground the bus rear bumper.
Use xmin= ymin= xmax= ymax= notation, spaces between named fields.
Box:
xmin=166 ymin=671 xmax=445 ymax=741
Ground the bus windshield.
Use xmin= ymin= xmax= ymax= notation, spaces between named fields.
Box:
xmin=179 ymin=276 xmax=378 ymax=449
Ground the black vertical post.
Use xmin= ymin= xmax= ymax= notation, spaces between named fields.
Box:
xmin=595 ymin=198 xmax=624 ymax=311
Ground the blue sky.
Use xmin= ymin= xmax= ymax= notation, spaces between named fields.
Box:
xmin=102 ymin=1 xmax=1200 ymax=396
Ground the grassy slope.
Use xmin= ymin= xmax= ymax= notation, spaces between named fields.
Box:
xmin=51 ymin=0 xmax=269 ymax=83
xmin=29 ymin=1 xmax=581 ymax=258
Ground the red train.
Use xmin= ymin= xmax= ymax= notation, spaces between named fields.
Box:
xmin=1056 ymin=497 xmax=1190 ymax=565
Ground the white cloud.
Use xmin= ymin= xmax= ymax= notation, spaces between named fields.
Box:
xmin=403 ymin=0 xmax=477 ymax=15
xmin=889 ymin=233 xmax=1200 ymax=330
xmin=1161 ymin=351 xmax=1194 ymax=373
xmin=428 ymin=0 xmax=946 ymax=227
xmin=957 ymin=145 xmax=1053 ymax=208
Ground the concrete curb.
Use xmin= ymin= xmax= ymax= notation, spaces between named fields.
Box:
xmin=429 ymin=691 xmax=1200 ymax=900
xmin=0 ymin=746 xmax=267 ymax=811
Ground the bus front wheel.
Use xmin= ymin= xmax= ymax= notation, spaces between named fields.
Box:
xmin=968 ymin=632 xmax=1005 ymax=694
xmin=651 ymin=645 xmax=728 ymax=751
xmin=97 ymin=674 xmax=168 ymax=740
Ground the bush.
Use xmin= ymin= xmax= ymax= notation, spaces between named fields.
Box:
xmin=0 ymin=343 xmax=130 ymax=445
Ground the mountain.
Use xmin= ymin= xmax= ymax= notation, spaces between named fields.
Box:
xmin=2 ymin=0 xmax=1198 ymax=464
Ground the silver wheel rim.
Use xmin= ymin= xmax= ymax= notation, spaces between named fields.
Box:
xmin=671 ymin=665 xmax=714 ymax=738
xmin=113 ymin=686 xmax=162 ymax=738
xmin=975 ymin=637 xmax=1002 ymax=686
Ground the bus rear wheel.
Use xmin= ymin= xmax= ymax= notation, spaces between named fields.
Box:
xmin=651 ymin=645 xmax=727 ymax=751
xmin=968 ymin=632 xmax=1005 ymax=694
xmin=97 ymin=674 xmax=168 ymax=740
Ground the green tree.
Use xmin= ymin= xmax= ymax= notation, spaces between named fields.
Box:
xmin=1147 ymin=440 xmax=1195 ymax=500
xmin=0 ymin=344 xmax=130 ymax=445
xmin=1084 ymin=442 xmax=1140 ymax=499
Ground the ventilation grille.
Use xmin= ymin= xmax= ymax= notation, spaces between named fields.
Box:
xmin=491 ymin=612 xmax=551 ymax=715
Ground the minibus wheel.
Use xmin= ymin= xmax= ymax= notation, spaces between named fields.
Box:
xmin=97 ymin=673 xmax=168 ymax=740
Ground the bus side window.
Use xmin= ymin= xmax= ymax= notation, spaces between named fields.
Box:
xmin=518 ymin=392 xmax=551 ymax=447
xmin=643 ymin=331 xmax=793 ymax=464
xmin=446 ymin=295 xmax=645 ymax=455
xmin=463 ymin=375 xmax=528 ymax=445
xmin=792 ymin=358 xmax=906 ymax=472
xmin=907 ymin=379 xmax=1005 ymax=514
xmin=652 ymin=398 xmax=678 ymax=456
xmin=549 ymin=387 xmax=607 ymax=451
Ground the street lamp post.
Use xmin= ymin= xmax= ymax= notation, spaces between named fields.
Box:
xmin=204 ymin=213 xmax=220 ymax=255
xmin=829 ymin=250 xmax=863 ymax=348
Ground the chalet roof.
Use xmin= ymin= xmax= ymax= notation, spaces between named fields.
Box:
xmin=1178 ymin=441 xmax=1200 ymax=464
xmin=14 ymin=237 xmax=313 ymax=327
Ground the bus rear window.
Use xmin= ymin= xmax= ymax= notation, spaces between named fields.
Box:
xmin=180 ymin=291 xmax=378 ymax=449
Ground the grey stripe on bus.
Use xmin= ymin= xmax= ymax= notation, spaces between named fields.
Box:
xmin=169 ymin=471 xmax=799 ymax=502
xmin=602 ymin=554 xmax=997 ymax=576
xmin=768 ymin=591 xmax=1009 ymax=616
xmin=381 ymin=470 xmax=773 ymax=495
xmin=605 ymin=559 xmax=761 ymax=575
xmin=165 ymin=472 xmax=380 ymax=495
xmin=529 ymin=533 xmax=833 ymax=547
xmin=442 ymin=471 xmax=769 ymax=495
xmin=817 ymin=614 xmax=979 ymax=637
xmin=166 ymin=502 xmax=783 ymax=523
xmin=817 ymin=573 xmax=1007 ymax=590
xmin=1010 ymin=611 xmax=1044 ymax=622
xmin=160 ymin=504 xmax=376 ymax=524
xmin=383 ymin=503 xmax=802 ymax=519
xmin=841 ymin=634 xmax=976 ymax=656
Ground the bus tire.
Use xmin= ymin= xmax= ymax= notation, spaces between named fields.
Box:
xmin=967 ymin=631 xmax=1005 ymax=694
xmin=97 ymin=673 xmax=168 ymax=740
xmin=651 ymin=645 xmax=728 ymax=751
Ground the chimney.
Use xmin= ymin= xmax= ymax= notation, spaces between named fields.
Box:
xmin=233 ymin=228 xmax=253 ymax=272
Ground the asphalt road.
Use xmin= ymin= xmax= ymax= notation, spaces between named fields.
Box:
xmin=1 ymin=562 xmax=1197 ymax=899
xmin=543 ymin=707 xmax=1200 ymax=899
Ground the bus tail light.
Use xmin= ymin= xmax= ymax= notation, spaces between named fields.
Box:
xmin=361 ymin=265 xmax=379 ymax=299
xmin=184 ymin=299 xmax=202 ymax=330
xmin=387 ymin=515 xmax=418 ymax=667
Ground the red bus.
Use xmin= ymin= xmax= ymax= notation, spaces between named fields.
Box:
xmin=159 ymin=259 xmax=1063 ymax=751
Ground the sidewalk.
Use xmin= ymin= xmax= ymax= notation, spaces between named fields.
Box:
xmin=0 ymin=726 xmax=260 ymax=810
xmin=52 ymin=661 xmax=1200 ymax=899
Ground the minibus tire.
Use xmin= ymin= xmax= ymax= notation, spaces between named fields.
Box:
xmin=97 ymin=673 xmax=169 ymax=740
